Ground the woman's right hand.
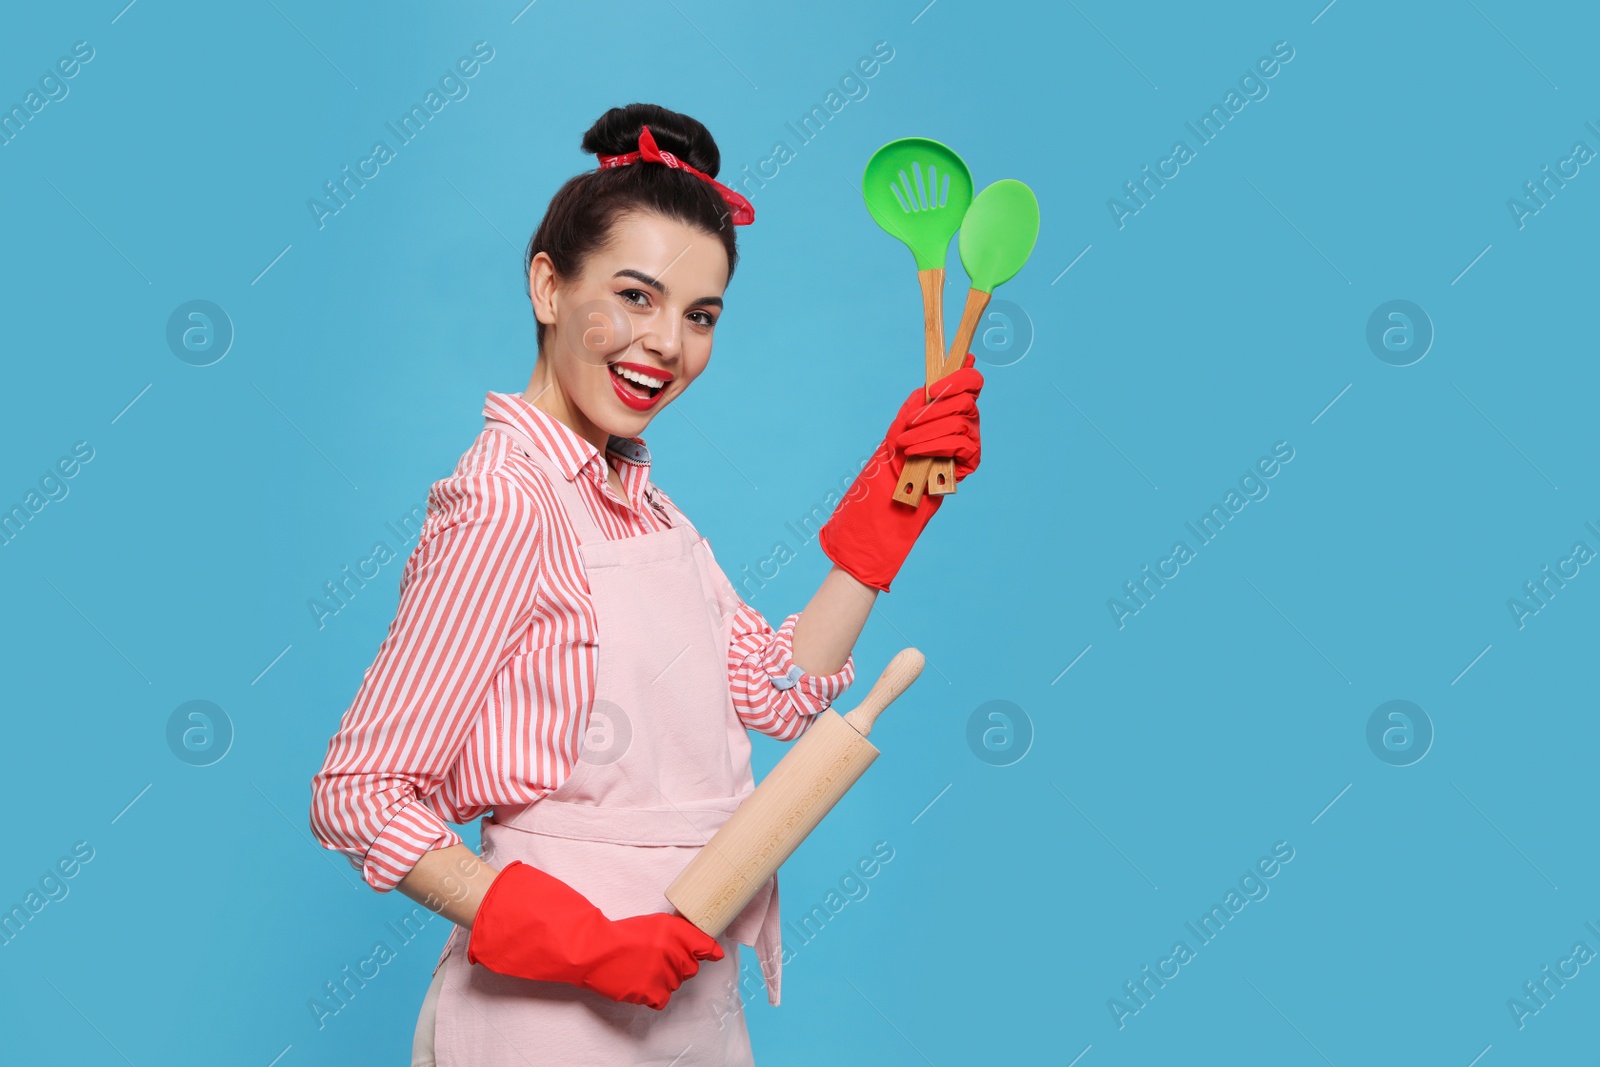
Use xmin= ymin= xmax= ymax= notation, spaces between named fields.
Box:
xmin=466 ymin=860 xmax=723 ymax=1009
xmin=578 ymin=911 xmax=727 ymax=1008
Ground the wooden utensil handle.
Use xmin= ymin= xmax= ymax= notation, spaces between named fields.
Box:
xmin=896 ymin=287 xmax=992 ymax=505
xmin=923 ymin=287 xmax=991 ymax=498
xmin=917 ymin=268 xmax=946 ymax=394
xmin=843 ymin=647 xmax=925 ymax=737
xmin=892 ymin=271 xmax=947 ymax=507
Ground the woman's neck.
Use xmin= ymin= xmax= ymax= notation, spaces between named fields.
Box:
xmin=524 ymin=359 xmax=610 ymax=454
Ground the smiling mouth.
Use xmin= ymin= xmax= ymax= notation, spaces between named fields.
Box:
xmin=609 ymin=362 xmax=667 ymax=399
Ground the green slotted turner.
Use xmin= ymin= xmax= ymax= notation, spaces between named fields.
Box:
xmin=862 ymin=138 xmax=974 ymax=500
xmin=898 ymin=178 xmax=1041 ymax=504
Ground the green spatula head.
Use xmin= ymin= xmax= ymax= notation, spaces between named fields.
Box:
xmin=862 ymin=137 xmax=974 ymax=272
xmin=958 ymin=179 xmax=1040 ymax=293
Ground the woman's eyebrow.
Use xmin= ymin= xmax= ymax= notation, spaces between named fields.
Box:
xmin=613 ymin=268 xmax=723 ymax=309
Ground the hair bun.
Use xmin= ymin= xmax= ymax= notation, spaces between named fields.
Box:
xmin=581 ymin=103 xmax=721 ymax=178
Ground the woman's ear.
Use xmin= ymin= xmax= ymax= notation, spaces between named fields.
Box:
xmin=528 ymin=252 xmax=559 ymax=328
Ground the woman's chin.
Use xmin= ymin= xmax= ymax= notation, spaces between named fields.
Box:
xmin=587 ymin=396 xmax=659 ymax=438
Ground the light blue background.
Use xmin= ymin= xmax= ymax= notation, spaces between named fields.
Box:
xmin=2 ymin=1 xmax=1596 ymax=1063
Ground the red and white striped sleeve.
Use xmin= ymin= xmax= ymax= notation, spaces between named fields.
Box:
xmin=727 ymin=603 xmax=857 ymax=742
xmin=309 ymin=461 xmax=543 ymax=893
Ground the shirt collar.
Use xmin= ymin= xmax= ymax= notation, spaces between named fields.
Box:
xmin=484 ymin=390 xmax=653 ymax=484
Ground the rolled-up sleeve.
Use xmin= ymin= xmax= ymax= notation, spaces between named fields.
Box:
xmin=728 ymin=603 xmax=856 ymax=741
xmin=309 ymin=468 xmax=542 ymax=892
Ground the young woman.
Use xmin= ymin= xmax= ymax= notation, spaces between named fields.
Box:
xmin=309 ymin=103 xmax=984 ymax=1066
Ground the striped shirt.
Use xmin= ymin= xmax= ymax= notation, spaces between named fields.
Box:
xmin=309 ymin=390 xmax=856 ymax=893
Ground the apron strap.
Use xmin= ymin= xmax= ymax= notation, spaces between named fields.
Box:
xmin=484 ymin=416 xmax=681 ymax=541
xmin=493 ymin=794 xmax=744 ymax=846
xmin=483 ymin=417 xmax=607 ymax=545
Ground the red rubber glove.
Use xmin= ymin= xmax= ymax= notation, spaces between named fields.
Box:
xmin=817 ymin=353 xmax=984 ymax=593
xmin=466 ymin=860 xmax=723 ymax=1010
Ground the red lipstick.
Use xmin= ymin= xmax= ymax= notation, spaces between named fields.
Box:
xmin=607 ymin=360 xmax=671 ymax=412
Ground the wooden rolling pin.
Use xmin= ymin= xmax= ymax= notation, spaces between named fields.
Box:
xmin=666 ymin=648 xmax=925 ymax=937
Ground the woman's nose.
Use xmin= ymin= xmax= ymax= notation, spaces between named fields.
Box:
xmin=641 ymin=310 xmax=682 ymax=361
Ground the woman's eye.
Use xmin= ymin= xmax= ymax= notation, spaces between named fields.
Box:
xmin=689 ymin=311 xmax=716 ymax=328
xmin=618 ymin=289 xmax=649 ymax=306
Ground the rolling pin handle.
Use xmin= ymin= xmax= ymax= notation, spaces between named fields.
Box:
xmin=841 ymin=647 xmax=924 ymax=737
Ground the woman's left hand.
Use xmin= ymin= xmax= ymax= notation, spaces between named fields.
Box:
xmin=888 ymin=352 xmax=983 ymax=482
xmin=817 ymin=353 xmax=985 ymax=594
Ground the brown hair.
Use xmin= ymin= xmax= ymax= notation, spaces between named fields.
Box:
xmin=524 ymin=103 xmax=741 ymax=352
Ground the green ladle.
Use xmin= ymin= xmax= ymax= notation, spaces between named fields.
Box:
xmin=862 ymin=138 xmax=974 ymax=429
xmin=901 ymin=178 xmax=1040 ymax=504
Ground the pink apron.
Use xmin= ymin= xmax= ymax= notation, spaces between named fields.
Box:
xmin=429 ymin=416 xmax=785 ymax=1066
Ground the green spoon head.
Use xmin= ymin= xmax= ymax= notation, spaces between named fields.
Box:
xmin=862 ymin=137 xmax=974 ymax=272
xmin=958 ymin=179 xmax=1041 ymax=292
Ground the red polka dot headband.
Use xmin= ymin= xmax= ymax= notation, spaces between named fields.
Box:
xmin=596 ymin=125 xmax=755 ymax=226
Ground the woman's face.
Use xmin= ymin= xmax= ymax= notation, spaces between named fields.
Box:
xmin=528 ymin=210 xmax=729 ymax=448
